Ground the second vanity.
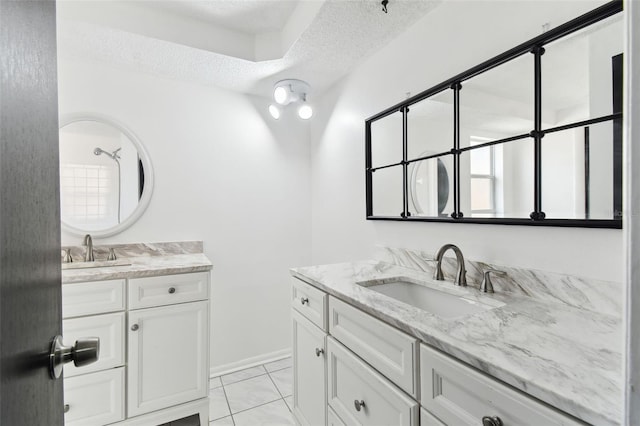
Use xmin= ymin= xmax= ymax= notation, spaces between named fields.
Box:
xmin=61 ymin=241 xmax=212 ymax=426
xmin=290 ymin=250 xmax=622 ymax=426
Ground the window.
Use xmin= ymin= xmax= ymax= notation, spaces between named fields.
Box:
xmin=469 ymin=137 xmax=495 ymax=215
xmin=60 ymin=164 xmax=114 ymax=227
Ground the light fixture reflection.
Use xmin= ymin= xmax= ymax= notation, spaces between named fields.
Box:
xmin=268 ymin=104 xmax=281 ymax=120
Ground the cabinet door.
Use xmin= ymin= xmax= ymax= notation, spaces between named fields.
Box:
xmin=292 ymin=309 xmax=327 ymax=426
xmin=128 ymin=301 xmax=209 ymax=417
xmin=64 ymin=367 xmax=125 ymax=426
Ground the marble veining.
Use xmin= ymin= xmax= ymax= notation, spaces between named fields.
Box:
xmin=61 ymin=240 xmax=203 ymax=263
xmin=375 ymin=246 xmax=622 ymax=318
xmin=290 ymin=260 xmax=622 ymax=426
xmin=61 ymin=241 xmax=211 ymax=283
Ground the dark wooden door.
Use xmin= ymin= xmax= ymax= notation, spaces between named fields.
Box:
xmin=1 ymin=1 xmax=64 ymax=425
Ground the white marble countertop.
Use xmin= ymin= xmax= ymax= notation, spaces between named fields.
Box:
xmin=62 ymin=253 xmax=212 ymax=283
xmin=290 ymin=260 xmax=622 ymax=426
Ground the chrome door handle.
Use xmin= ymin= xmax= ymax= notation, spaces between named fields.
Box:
xmin=315 ymin=348 xmax=324 ymax=357
xmin=49 ymin=335 xmax=100 ymax=379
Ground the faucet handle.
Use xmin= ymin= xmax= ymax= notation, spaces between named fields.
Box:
xmin=62 ymin=248 xmax=73 ymax=264
xmin=107 ymin=248 xmax=117 ymax=261
xmin=480 ymin=268 xmax=506 ymax=293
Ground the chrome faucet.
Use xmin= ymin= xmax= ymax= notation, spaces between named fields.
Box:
xmin=434 ymin=244 xmax=467 ymax=286
xmin=83 ymin=234 xmax=94 ymax=262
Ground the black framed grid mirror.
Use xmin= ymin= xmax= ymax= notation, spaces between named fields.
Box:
xmin=365 ymin=0 xmax=623 ymax=228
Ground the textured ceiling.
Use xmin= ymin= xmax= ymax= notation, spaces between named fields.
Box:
xmin=57 ymin=0 xmax=442 ymax=98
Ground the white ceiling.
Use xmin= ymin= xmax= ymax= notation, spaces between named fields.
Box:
xmin=56 ymin=0 xmax=442 ymax=98
xmin=149 ymin=1 xmax=300 ymax=35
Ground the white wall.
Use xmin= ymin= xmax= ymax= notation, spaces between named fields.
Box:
xmin=310 ymin=0 xmax=623 ymax=282
xmin=58 ymin=59 xmax=312 ymax=369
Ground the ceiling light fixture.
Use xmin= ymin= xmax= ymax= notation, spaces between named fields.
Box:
xmin=270 ymin=79 xmax=313 ymax=120
xmin=297 ymin=94 xmax=313 ymax=120
xmin=268 ymin=104 xmax=281 ymax=120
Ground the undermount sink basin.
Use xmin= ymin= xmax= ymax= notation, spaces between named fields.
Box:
xmin=62 ymin=259 xmax=132 ymax=270
xmin=358 ymin=278 xmax=501 ymax=319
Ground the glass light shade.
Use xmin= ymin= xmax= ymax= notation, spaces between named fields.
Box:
xmin=274 ymin=86 xmax=288 ymax=105
xmin=268 ymin=104 xmax=281 ymax=119
xmin=298 ymin=104 xmax=313 ymax=120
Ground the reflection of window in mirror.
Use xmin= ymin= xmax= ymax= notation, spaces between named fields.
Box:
xmin=469 ymin=137 xmax=499 ymax=217
xmin=60 ymin=164 xmax=116 ymax=227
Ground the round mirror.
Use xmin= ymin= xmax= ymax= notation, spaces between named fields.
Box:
xmin=409 ymin=153 xmax=450 ymax=217
xmin=59 ymin=115 xmax=154 ymax=237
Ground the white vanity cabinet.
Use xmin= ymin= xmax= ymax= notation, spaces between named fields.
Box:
xmin=62 ymin=271 xmax=210 ymax=426
xmin=291 ymin=278 xmax=328 ymax=426
xmin=292 ymin=276 xmax=584 ymax=426
xmin=62 ymin=279 xmax=126 ymax=426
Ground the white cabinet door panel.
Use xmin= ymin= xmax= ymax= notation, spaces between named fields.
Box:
xmin=420 ymin=408 xmax=445 ymax=426
xmin=64 ymin=367 xmax=125 ymax=426
xmin=328 ymin=406 xmax=347 ymax=426
xmin=329 ymin=296 xmax=418 ymax=399
xmin=328 ymin=337 xmax=419 ymax=426
xmin=291 ymin=277 xmax=328 ymax=331
xmin=292 ymin=309 xmax=326 ymax=426
xmin=420 ymin=344 xmax=581 ymax=426
xmin=63 ymin=312 xmax=124 ymax=377
xmin=129 ymin=272 xmax=209 ymax=309
xmin=62 ymin=279 xmax=125 ymax=318
xmin=128 ymin=300 xmax=209 ymax=417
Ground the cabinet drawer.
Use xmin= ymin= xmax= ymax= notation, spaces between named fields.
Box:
xmin=329 ymin=296 xmax=418 ymax=398
xmin=291 ymin=277 xmax=327 ymax=331
xmin=420 ymin=408 xmax=445 ymax=426
xmin=327 ymin=337 xmax=419 ymax=426
xmin=129 ymin=272 xmax=209 ymax=309
xmin=419 ymin=344 xmax=581 ymax=425
xmin=63 ymin=312 xmax=125 ymax=377
xmin=64 ymin=367 xmax=125 ymax=426
xmin=62 ymin=279 xmax=125 ymax=318
xmin=328 ymin=406 xmax=347 ymax=426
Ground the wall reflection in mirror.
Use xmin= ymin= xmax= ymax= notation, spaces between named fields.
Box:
xmin=59 ymin=117 xmax=153 ymax=236
xmin=409 ymin=155 xmax=451 ymax=217
xmin=366 ymin=4 xmax=623 ymax=227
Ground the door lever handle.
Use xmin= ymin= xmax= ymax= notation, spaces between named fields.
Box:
xmin=49 ymin=335 xmax=100 ymax=379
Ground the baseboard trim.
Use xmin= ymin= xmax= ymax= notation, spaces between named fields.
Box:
xmin=210 ymin=348 xmax=291 ymax=378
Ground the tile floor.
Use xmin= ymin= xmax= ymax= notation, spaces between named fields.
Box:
xmin=209 ymin=357 xmax=295 ymax=425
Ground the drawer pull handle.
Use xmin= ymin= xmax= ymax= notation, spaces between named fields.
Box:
xmin=354 ymin=400 xmax=365 ymax=412
xmin=168 ymin=287 xmax=176 ymax=294
xmin=64 ymin=404 xmax=70 ymax=413
xmin=315 ymin=348 xmax=324 ymax=357
xmin=482 ymin=416 xmax=503 ymax=426
xmin=131 ymin=324 xmax=139 ymax=331
xmin=300 ymin=297 xmax=309 ymax=305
